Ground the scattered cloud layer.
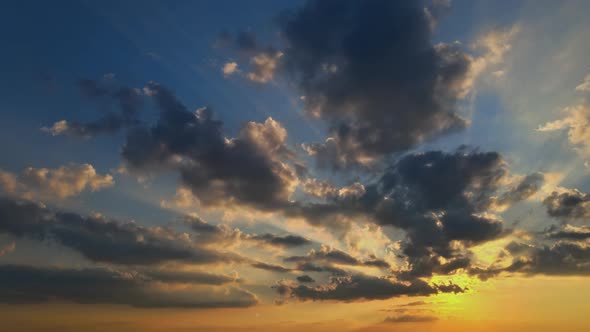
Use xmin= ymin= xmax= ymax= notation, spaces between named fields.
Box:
xmin=0 ymin=163 xmax=113 ymax=199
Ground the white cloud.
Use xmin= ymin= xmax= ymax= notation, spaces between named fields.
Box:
xmin=222 ymin=61 xmax=239 ymax=77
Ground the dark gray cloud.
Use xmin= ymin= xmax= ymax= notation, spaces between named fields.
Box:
xmin=543 ymin=189 xmax=590 ymax=219
xmin=141 ymin=269 xmax=239 ymax=285
xmin=546 ymin=225 xmax=590 ymax=240
xmin=284 ymin=246 xmax=390 ymax=269
xmin=281 ymin=0 xmax=473 ymax=168
xmin=0 ymin=197 xmax=241 ymax=266
xmin=283 ymin=149 xmax=516 ymax=280
xmin=0 ymin=264 xmax=256 ymax=308
xmin=251 ymin=262 xmax=292 ymax=273
xmin=296 ymin=275 xmax=315 ymax=283
xmin=122 ymin=82 xmax=298 ymax=211
xmin=507 ymin=241 xmax=590 ymax=276
xmin=470 ymin=238 xmax=590 ymax=279
xmin=250 ymin=233 xmax=312 ymax=248
xmin=44 ymin=79 xmax=143 ymax=138
xmin=294 ymin=262 xmax=347 ymax=276
xmin=275 ymin=273 xmax=463 ymax=302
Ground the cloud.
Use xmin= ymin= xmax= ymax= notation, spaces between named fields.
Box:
xmin=275 ymin=273 xmax=462 ymax=302
xmin=0 ymin=241 xmax=15 ymax=256
xmin=0 ymin=197 xmax=242 ymax=265
xmin=0 ymin=264 xmax=257 ymax=308
xmin=504 ymin=241 xmax=590 ymax=276
xmin=538 ymin=105 xmax=590 ymax=157
xmin=384 ymin=314 xmax=438 ymax=323
xmin=302 ymin=178 xmax=365 ymax=200
xmin=141 ymin=269 xmax=240 ymax=285
xmin=251 ymin=262 xmax=292 ymax=273
xmin=284 ymin=149 xmax=521 ymax=279
xmin=122 ymin=82 xmax=299 ymax=211
xmin=222 ymin=62 xmax=239 ymax=77
xmin=546 ymin=224 xmax=590 ymax=240
xmin=280 ymin=0 xmax=475 ymax=168
xmin=296 ymin=275 xmax=315 ymax=283
xmin=462 ymin=26 xmax=519 ymax=95
xmin=493 ymin=172 xmax=545 ymax=210
xmin=575 ymin=72 xmax=590 ymax=91
xmin=247 ymin=51 xmax=283 ymax=83
xmin=43 ymin=79 xmax=143 ymax=138
xmin=543 ymin=188 xmax=590 ymax=219
xmin=250 ymin=233 xmax=311 ymax=248
xmin=0 ymin=163 xmax=114 ymax=199
xmin=284 ymin=245 xmax=390 ymax=269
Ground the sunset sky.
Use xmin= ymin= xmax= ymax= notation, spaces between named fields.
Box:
xmin=1 ymin=0 xmax=590 ymax=331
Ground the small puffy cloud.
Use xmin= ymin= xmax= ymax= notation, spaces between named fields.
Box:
xmin=42 ymin=120 xmax=70 ymax=136
xmin=222 ymin=61 xmax=239 ymax=77
xmin=0 ymin=163 xmax=114 ymax=199
xmin=247 ymin=51 xmax=283 ymax=83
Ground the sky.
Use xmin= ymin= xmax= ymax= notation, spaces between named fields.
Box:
xmin=0 ymin=0 xmax=590 ymax=331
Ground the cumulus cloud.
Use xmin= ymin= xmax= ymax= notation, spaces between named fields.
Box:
xmin=543 ymin=188 xmax=590 ymax=219
xmin=280 ymin=0 xmax=477 ymax=168
xmin=499 ymin=241 xmax=590 ymax=277
xmin=0 ymin=264 xmax=257 ymax=308
xmin=0 ymin=163 xmax=113 ymax=199
xmin=283 ymin=149 xmax=523 ymax=279
xmin=122 ymin=82 xmax=299 ymax=211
